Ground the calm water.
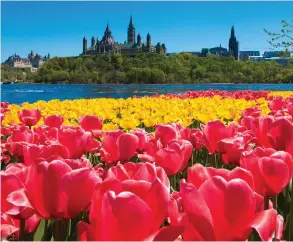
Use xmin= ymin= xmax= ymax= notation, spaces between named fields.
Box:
xmin=1 ymin=83 xmax=293 ymax=105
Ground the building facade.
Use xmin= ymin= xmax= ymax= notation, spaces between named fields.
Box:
xmin=199 ymin=26 xmax=239 ymax=59
xmin=4 ymin=51 xmax=50 ymax=70
xmin=239 ymin=51 xmax=260 ymax=61
xmin=82 ymin=16 xmax=167 ymax=56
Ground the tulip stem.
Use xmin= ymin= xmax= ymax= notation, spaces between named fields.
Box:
xmin=272 ymin=196 xmax=277 ymax=210
xmin=289 ymin=178 xmax=293 ymax=240
xmin=43 ymin=220 xmax=48 ymax=240
xmin=191 ymin=150 xmax=194 ymax=166
xmin=19 ymin=219 xmax=25 ymax=241
xmin=264 ymin=197 xmax=270 ymax=210
xmin=54 ymin=219 xmax=68 ymax=241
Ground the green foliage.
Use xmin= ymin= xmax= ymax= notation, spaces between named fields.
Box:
xmin=1 ymin=64 xmax=32 ymax=83
xmin=8 ymin=53 xmax=293 ymax=84
xmin=264 ymin=13 xmax=293 ymax=58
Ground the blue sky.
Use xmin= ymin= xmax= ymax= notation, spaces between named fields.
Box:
xmin=1 ymin=1 xmax=292 ymax=61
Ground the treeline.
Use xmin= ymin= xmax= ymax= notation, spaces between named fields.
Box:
xmin=1 ymin=64 xmax=36 ymax=83
xmin=3 ymin=53 xmax=293 ymax=84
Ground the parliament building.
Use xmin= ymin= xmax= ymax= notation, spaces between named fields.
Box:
xmin=81 ymin=16 xmax=167 ymax=56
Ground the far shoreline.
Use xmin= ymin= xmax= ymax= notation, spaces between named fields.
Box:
xmin=1 ymin=82 xmax=287 ymax=85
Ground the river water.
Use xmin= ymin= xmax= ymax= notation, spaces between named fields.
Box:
xmin=1 ymin=83 xmax=293 ymax=105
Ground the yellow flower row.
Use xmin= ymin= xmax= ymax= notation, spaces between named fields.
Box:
xmin=3 ymin=91 xmax=292 ymax=131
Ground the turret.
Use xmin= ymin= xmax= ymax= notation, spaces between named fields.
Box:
xmin=146 ymin=33 xmax=151 ymax=48
xmin=91 ymin=36 xmax=96 ymax=48
xmin=47 ymin=53 xmax=50 ymax=60
xmin=156 ymin=42 xmax=161 ymax=53
xmin=162 ymin=44 xmax=166 ymax=54
xmin=137 ymin=33 xmax=141 ymax=46
xmin=127 ymin=15 xmax=135 ymax=44
xmin=83 ymin=36 xmax=87 ymax=54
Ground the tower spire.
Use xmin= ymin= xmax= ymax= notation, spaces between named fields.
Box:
xmin=127 ymin=15 xmax=135 ymax=44
xmin=106 ymin=22 xmax=110 ymax=32
xmin=129 ymin=15 xmax=133 ymax=27
xmin=231 ymin=26 xmax=235 ymax=38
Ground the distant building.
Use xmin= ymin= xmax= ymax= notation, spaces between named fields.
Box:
xmin=249 ymin=56 xmax=289 ymax=66
xmin=210 ymin=45 xmax=228 ymax=56
xmin=82 ymin=16 xmax=167 ymax=56
xmin=5 ymin=54 xmax=32 ymax=68
xmin=200 ymin=26 xmax=239 ymax=59
xmin=4 ymin=51 xmax=50 ymax=71
xmin=263 ymin=51 xmax=288 ymax=58
xmin=239 ymin=51 xmax=260 ymax=61
xmin=201 ymin=45 xmax=228 ymax=57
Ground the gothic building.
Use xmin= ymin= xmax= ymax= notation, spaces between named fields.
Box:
xmin=5 ymin=51 xmax=50 ymax=69
xmin=81 ymin=16 xmax=167 ymax=56
xmin=228 ymin=26 xmax=239 ymax=60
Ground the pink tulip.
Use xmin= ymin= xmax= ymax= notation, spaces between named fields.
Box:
xmin=17 ymin=109 xmax=41 ymax=127
xmin=44 ymin=115 xmax=64 ymax=128
xmin=79 ymin=115 xmax=103 ymax=132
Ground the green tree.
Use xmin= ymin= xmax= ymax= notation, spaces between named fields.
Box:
xmin=264 ymin=13 xmax=293 ymax=58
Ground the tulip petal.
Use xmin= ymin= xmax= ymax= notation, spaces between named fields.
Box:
xmin=250 ymin=208 xmax=278 ymax=241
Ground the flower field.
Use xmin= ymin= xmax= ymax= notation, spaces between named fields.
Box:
xmin=1 ymin=90 xmax=293 ymax=241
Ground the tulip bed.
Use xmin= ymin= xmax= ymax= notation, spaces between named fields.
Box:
xmin=1 ymin=90 xmax=293 ymax=241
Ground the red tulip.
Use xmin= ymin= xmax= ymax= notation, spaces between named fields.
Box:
xmin=167 ymin=139 xmax=193 ymax=173
xmin=79 ymin=115 xmax=103 ymax=132
xmin=269 ymin=97 xmax=285 ymax=112
xmin=1 ymin=172 xmax=34 ymax=220
xmin=178 ymin=178 xmax=279 ymax=240
xmin=34 ymin=125 xmax=59 ymax=144
xmin=240 ymin=147 xmax=293 ymax=197
xmin=187 ymin=163 xmax=254 ymax=190
xmin=17 ymin=108 xmax=41 ymax=127
xmin=202 ymin=120 xmax=236 ymax=153
xmin=57 ymin=127 xmax=92 ymax=159
xmin=155 ymin=124 xmax=179 ymax=146
xmin=255 ymin=116 xmax=275 ymax=148
xmin=1 ymin=212 xmax=41 ymax=240
xmin=138 ymin=137 xmax=192 ymax=176
xmin=180 ymin=128 xmax=204 ymax=150
xmin=131 ymin=129 xmax=151 ymax=151
xmin=241 ymin=106 xmax=262 ymax=118
xmin=105 ymin=162 xmax=170 ymax=190
xmin=6 ymin=127 xmax=35 ymax=159
xmin=86 ymin=138 xmax=101 ymax=153
xmin=100 ymin=131 xmax=139 ymax=164
xmin=77 ymin=177 xmax=170 ymax=240
xmin=25 ymin=160 xmax=101 ymax=219
xmin=44 ymin=115 xmax=64 ymax=128
xmin=268 ymin=117 xmax=293 ymax=156
xmin=5 ymin=163 xmax=29 ymax=185
xmin=217 ymin=131 xmax=254 ymax=165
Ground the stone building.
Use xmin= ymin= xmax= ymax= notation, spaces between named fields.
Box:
xmin=81 ymin=16 xmax=167 ymax=56
xmin=239 ymin=51 xmax=260 ymax=61
xmin=199 ymin=26 xmax=239 ymax=59
xmin=4 ymin=51 xmax=50 ymax=70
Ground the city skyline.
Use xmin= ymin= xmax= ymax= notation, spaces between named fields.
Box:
xmin=1 ymin=1 xmax=292 ymax=61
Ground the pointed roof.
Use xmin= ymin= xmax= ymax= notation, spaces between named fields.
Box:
xmin=129 ymin=15 xmax=134 ymax=27
xmin=230 ymin=26 xmax=235 ymax=38
xmin=105 ymin=22 xmax=111 ymax=33
xmin=101 ymin=22 xmax=115 ymax=45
